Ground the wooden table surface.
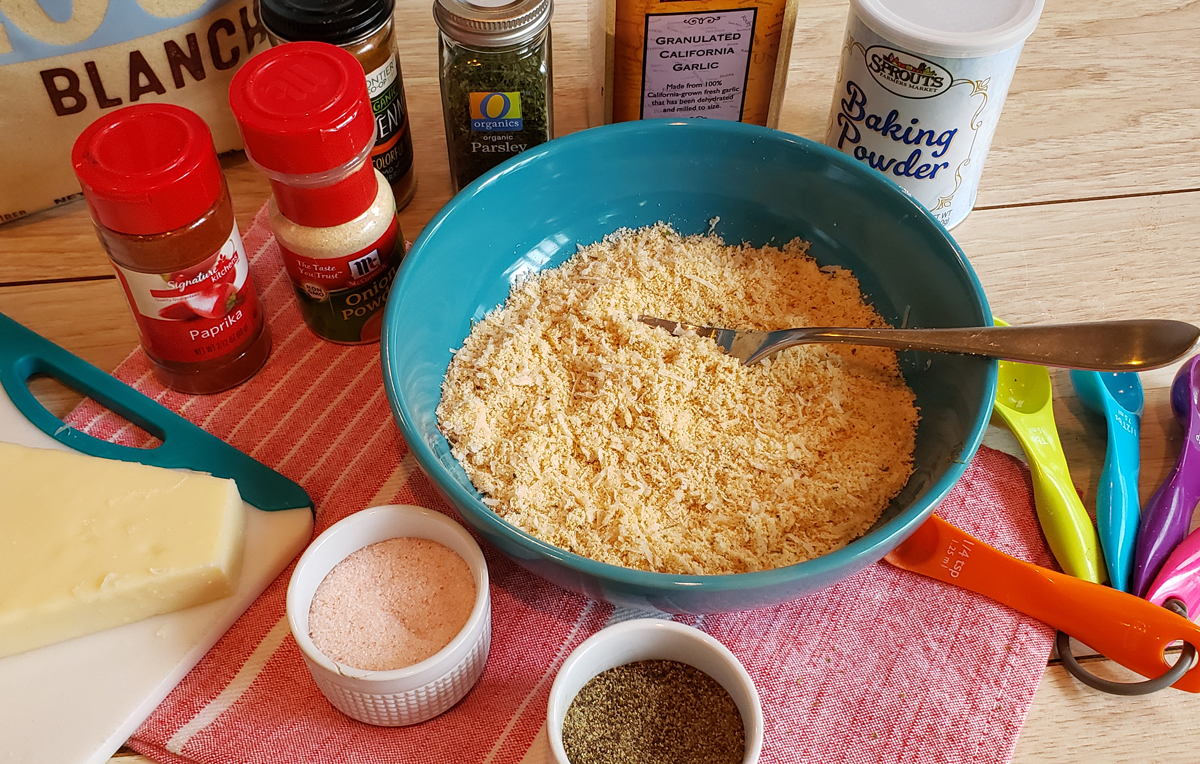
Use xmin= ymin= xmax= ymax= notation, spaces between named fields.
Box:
xmin=3 ymin=0 xmax=1199 ymax=761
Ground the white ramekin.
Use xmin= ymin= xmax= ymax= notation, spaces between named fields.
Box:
xmin=546 ymin=618 xmax=763 ymax=764
xmin=286 ymin=504 xmax=491 ymax=726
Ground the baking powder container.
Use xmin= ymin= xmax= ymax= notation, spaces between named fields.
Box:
xmin=824 ymin=0 xmax=1044 ymax=229
xmin=286 ymin=504 xmax=491 ymax=726
xmin=546 ymin=619 xmax=764 ymax=764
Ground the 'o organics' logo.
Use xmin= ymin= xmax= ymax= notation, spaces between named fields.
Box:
xmin=866 ymin=47 xmax=952 ymax=99
xmin=470 ymin=92 xmax=524 ymax=131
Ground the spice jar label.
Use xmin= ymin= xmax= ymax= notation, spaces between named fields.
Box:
xmin=278 ymin=216 xmax=403 ymax=344
xmin=824 ymin=21 xmax=1024 ymax=229
xmin=111 ymin=223 xmax=264 ymax=364
xmin=366 ymin=55 xmax=416 ymax=188
xmin=609 ymin=0 xmax=796 ymax=126
xmin=461 ymin=91 xmax=538 ymax=155
xmin=641 ymin=9 xmax=755 ymax=120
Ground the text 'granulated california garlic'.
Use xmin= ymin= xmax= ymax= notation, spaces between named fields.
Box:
xmin=437 ymin=224 xmax=918 ymax=575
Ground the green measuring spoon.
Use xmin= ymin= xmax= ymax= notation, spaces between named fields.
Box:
xmin=991 ymin=318 xmax=1105 ymax=583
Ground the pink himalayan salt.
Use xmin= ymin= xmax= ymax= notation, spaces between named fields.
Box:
xmin=308 ymin=537 xmax=476 ymax=671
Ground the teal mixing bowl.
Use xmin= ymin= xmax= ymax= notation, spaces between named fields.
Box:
xmin=381 ymin=119 xmax=996 ymax=613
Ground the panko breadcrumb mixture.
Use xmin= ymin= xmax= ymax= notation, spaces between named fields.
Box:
xmin=436 ymin=224 xmax=918 ymax=575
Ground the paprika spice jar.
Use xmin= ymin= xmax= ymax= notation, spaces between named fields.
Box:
xmin=71 ymin=104 xmax=271 ymax=394
xmin=229 ymin=42 xmax=405 ymax=344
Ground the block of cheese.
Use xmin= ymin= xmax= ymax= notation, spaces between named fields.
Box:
xmin=0 ymin=442 xmax=246 ymax=659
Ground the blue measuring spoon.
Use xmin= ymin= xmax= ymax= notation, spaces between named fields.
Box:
xmin=1131 ymin=355 xmax=1200 ymax=597
xmin=1070 ymin=370 xmax=1144 ymax=592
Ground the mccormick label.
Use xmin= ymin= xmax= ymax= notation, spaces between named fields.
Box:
xmin=640 ymin=9 xmax=756 ymax=121
xmin=278 ymin=216 xmax=403 ymax=344
xmin=365 ymin=55 xmax=415 ymax=186
xmin=823 ymin=17 xmax=1025 ymax=229
xmin=112 ymin=222 xmax=262 ymax=364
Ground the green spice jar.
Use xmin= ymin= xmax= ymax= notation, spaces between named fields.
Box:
xmin=259 ymin=0 xmax=419 ymax=210
xmin=433 ymin=0 xmax=554 ymax=192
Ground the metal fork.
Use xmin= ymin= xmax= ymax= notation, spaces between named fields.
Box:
xmin=637 ymin=316 xmax=1200 ymax=371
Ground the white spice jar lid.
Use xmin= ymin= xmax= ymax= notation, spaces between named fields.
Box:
xmin=849 ymin=0 xmax=1045 ymax=58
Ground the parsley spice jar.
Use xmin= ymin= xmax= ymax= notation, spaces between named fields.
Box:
xmin=259 ymin=0 xmax=419 ymax=210
xmin=229 ymin=42 xmax=406 ymax=344
xmin=433 ymin=0 xmax=554 ymax=192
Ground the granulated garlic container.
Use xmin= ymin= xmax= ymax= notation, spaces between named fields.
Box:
xmin=824 ymin=0 xmax=1044 ymax=229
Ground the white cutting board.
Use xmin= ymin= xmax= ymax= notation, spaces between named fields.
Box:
xmin=0 ymin=385 xmax=314 ymax=764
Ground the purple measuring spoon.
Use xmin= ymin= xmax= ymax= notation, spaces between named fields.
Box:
xmin=1131 ymin=355 xmax=1200 ymax=597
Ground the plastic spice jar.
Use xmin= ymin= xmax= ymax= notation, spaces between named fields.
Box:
xmin=71 ymin=104 xmax=271 ymax=395
xmin=258 ymin=0 xmax=418 ymax=210
xmin=823 ymin=0 xmax=1044 ymax=229
xmin=229 ymin=42 xmax=406 ymax=345
xmin=433 ymin=0 xmax=554 ymax=193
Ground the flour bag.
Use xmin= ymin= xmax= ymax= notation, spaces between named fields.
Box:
xmin=1 ymin=0 xmax=267 ymax=223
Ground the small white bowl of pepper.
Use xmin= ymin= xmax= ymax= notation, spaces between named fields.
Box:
xmin=547 ymin=618 xmax=763 ymax=764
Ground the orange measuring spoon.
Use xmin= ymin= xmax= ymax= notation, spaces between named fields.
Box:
xmin=886 ymin=514 xmax=1200 ymax=692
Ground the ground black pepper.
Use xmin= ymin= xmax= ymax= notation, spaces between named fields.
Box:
xmin=561 ymin=660 xmax=745 ymax=764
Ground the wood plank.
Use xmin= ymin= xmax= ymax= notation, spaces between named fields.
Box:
xmin=955 ymin=189 xmax=1200 ymax=493
xmin=0 ymin=154 xmax=272 ymax=286
xmin=954 ymin=188 xmax=1200 ymax=326
xmin=772 ymin=1 xmax=1200 ymax=207
xmin=985 ymin=25 xmax=1200 ymax=208
xmin=0 ymin=0 xmax=594 ymax=287
xmin=1013 ymin=662 xmax=1200 ymax=763
xmin=0 ymin=280 xmax=140 ymax=417
xmin=6 ymin=0 xmax=1198 ymax=284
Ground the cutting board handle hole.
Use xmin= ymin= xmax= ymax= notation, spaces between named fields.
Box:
xmin=26 ymin=372 xmax=163 ymax=450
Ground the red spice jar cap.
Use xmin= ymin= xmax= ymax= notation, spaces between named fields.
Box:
xmin=228 ymin=41 xmax=375 ymax=177
xmin=71 ymin=104 xmax=224 ymax=235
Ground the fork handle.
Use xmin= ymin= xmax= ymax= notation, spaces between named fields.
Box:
xmin=756 ymin=320 xmax=1198 ymax=371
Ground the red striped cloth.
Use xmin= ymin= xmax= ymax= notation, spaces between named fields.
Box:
xmin=69 ymin=205 xmax=1056 ymax=764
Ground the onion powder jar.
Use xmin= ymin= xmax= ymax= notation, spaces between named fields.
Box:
xmin=824 ymin=0 xmax=1044 ymax=229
